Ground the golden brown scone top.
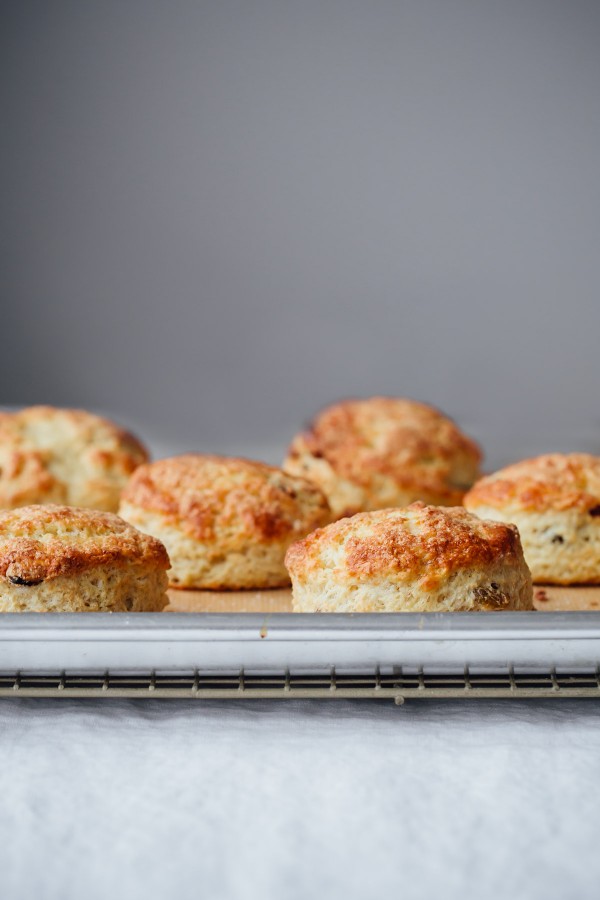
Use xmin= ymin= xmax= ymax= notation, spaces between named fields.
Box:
xmin=0 ymin=505 xmax=169 ymax=584
xmin=464 ymin=453 xmax=600 ymax=514
xmin=0 ymin=406 xmax=148 ymax=510
xmin=285 ymin=397 xmax=482 ymax=509
xmin=121 ymin=454 xmax=331 ymax=542
xmin=285 ymin=502 xmax=523 ymax=592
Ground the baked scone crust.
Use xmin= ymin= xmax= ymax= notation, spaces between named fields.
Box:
xmin=283 ymin=397 xmax=482 ymax=518
xmin=0 ymin=505 xmax=170 ymax=612
xmin=119 ymin=455 xmax=332 ymax=589
xmin=0 ymin=406 xmax=148 ymax=512
xmin=285 ymin=502 xmax=533 ymax=612
xmin=464 ymin=453 xmax=600 ymax=514
xmin=464 ymin=454 xmax=600 ymax=584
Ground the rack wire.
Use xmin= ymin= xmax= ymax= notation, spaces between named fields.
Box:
xmin=2 ymin=667 xmax=600 ymax=701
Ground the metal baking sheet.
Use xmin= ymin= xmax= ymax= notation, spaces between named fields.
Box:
xmin=2 ymin=611 xmax=600 ymax=676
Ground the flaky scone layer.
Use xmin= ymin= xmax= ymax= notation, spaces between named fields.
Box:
xmin=283 ymin=397 xmax=482 ymax=518
xmin=286 ymin=503 xmax=532 ymax=612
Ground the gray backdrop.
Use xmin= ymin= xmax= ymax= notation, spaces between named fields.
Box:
xmin=2 ymin=0 xmax=600 ymax=467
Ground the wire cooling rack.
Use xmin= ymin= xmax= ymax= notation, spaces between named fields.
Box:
xmin=2 ymin=667 xmax=600 ymax=701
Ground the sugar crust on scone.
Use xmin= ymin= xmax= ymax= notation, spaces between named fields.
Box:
xmin=283 ymin=397 xmax=482 ymax=518
xmin=119 ymin=455 xmax=331 ymax=589
xmin=0 ymin=406 xmax=148 ymax=512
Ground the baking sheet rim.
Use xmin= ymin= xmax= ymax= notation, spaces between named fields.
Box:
xmin=2 ymin=610 xmax=600 ymax=674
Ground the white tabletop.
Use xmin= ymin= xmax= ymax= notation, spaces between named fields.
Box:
xmin=2 ymin=696 xmax=599 ymax=900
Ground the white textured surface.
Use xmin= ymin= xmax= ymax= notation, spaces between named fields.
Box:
xmin=1 ymin=697 xmax=600 ymax=900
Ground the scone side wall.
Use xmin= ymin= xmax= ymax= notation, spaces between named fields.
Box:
xmin=0 ymin=565 xmax=169 ymax=613
xmin=119 ymin=502 xmax=294 ymax=589
xmin=285 ymin=503 xmax=533 ymax=612
xmin=288 ymin=566 xmax=533 ymax=613
xmin=463 ymin=504 xmax=600 ymax=585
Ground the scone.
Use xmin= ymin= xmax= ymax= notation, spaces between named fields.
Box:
xmin=0 ymin=505 xmax=169 ymax=612
xmin=0 ymin=406 xmax=148 ymax=512
xmin=464 ymin=453 xmax=600 ymax=584
xmin=283 ymin=397 xmax=482 ymax=519
xmin=285 ymin=502 xmax=532 ymax=612
xmin=119 ymin=455 xmax=331 ymax=589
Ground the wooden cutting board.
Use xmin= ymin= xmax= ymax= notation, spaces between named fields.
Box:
xmin=165 ymin=585 xmax=600 ymax=613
